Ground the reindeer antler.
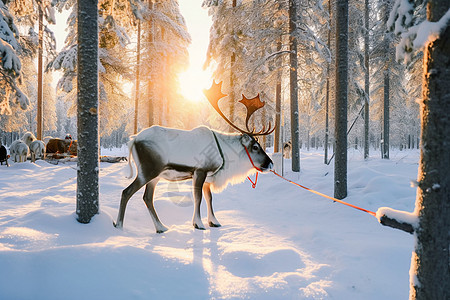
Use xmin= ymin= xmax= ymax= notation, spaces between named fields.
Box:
xmin=203 ymin=81 xmax=275 ymax=136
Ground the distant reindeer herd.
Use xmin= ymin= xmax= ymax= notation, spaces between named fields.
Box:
xmin=0 ymin=132 xmax=78 ymax=166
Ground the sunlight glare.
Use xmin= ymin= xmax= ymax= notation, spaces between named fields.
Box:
xmin=178 ymin=68 xmax=211 ymax=103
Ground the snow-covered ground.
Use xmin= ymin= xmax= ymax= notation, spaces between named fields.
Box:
xmin=0 ymin=147 xmax=418 ymax=299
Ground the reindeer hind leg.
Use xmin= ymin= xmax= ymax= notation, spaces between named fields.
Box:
xmin=114 ymin=177 xmax=146 ymax=229
xmin=142 ymin=178 xmax=168 ymax=233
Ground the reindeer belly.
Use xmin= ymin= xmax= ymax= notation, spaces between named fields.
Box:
xmin=159 ymin=164 xmax=195 ymax=181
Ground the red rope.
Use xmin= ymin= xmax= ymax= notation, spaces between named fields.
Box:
xmin=244 ymin=146 xmax=262 ymax=188
xmin=271 ymin=170 xmax=377 ymax=217
xmin=247 ymin=172 xmax=258 ymax=188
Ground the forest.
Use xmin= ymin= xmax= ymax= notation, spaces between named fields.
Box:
xmin=0 ymin=0 xmax=422 ymax=156
xmin=0 ymin=0 xmax=449 ymax=299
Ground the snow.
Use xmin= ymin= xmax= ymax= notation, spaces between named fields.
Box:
xmin=0 ymin=147 xmax=418 ymax=299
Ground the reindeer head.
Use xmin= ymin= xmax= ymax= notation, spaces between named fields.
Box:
xmin=203 ymin=81 xmax=274 ymax=172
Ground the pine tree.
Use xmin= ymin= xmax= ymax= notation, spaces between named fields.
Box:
xmin=140 ymin=0 xmax=190 ymax=128
xmin=0 ymin=2 xmax=30 ymax=116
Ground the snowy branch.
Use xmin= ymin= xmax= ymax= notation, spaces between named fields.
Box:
xmin=376 ymin=207 xmax=418 ymax=234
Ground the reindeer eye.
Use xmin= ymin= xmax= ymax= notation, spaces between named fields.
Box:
xmin=252 ymin=145 xmax=259 ymax=151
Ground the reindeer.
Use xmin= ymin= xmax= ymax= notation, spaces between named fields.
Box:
xmin=115 ymin=81 xmax=275 ymax=233
xmin=30 ymin=140 xmax=46 ymax=162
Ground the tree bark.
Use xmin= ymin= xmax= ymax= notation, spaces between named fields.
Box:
xmin=37 ymin=5 xmax=44 ymax=141
xmin=363 ymin=0 xmax=370 ymax=159
xmin=134 ymin=20 xmax=141 ymax=134
xmin=382 ymin=3 xmax=390 ymax=159
xmin=76 ymin=0 xmax=99 ymax=223
xmin=289 ymin=0 xmax=300 ymax=172
xmin=410 ymin=0 xmax=450 ymax=298
xmin=334 ymin=0 xmax=348 ymax=199
xmin=274 ymin=39 xmax=282 ymax=153
xmin=324 ymin=0 xmax=331 ymax=164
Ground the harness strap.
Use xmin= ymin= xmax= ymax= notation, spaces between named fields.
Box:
xmin=211 ymin=131 xmax=225 ymax=176
xmin=244 ymin=146 xmax=263 ymax=172
xmin=244 ymin=145 xmax=262 ymax=188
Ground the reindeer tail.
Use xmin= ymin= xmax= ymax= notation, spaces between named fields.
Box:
xmin=126 ymin=138 xmax=136 ymax=179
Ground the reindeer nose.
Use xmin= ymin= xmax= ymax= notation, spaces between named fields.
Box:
xmin=262 ymin=159 xmax=274 ymax=171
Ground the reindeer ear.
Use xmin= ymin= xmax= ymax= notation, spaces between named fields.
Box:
xmin=240 ymin=134 xmax=253 ymax=147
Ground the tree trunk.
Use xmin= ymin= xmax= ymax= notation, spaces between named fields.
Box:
xmin=76 ymin=0 xmax=99 ymax=224
xmin=410 ymin=0 xmax=450 ymax=297
xmin=383 ymin=69 xmax=390 ymax=159
xmin=147 ymin=1 xmax=154 ymax=127
xmin=334 ymin=0 xmax=348 ymax=199
xmin=134 ymin=20 xmax=141 ymax=134
xmin=363 ymin=0 xmax=370 ymax=159
xmin=324 ymin=0 xmax=331 ymax=164
xmin=382 ymin=4 xmax=390 ymax=160
xmin=289 ymin=0 xmax=300 ymax=172
xmin=36 ymin=5 xmax=44 ymax=141
xmin=274 ymin=39 xmax=282 ymax=153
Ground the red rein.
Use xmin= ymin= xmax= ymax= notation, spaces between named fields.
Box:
xmin=244 ymin=146 xmax=261 ymax=188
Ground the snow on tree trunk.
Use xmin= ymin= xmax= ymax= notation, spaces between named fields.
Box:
xmin=76 ymin=0 xmax=99 ymax=224
xmin=334 ymin=0 xmax=348 ymax=199
xmin=289 ymin=0 xmax=300 ymax=172
xmin=410 ymin=0 xmax=450 ymax=297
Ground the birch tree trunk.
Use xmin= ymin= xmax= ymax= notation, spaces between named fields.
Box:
xmin=76 ymin=0 xmax=99 ymax=223
xmin=289 ymin=0 xmax=300 ymax=172
xmin=334 ymin=0 xmax=348 ymax=199
xmin=410 ymin=0 xmax=450 ymax=297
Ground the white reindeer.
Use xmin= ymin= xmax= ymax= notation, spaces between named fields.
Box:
xmin=9 ymin=140 xmax=29 ymax=163
xmin=115 ymin=81 xmax=275 ymax=233
xmin=30 ymin=140 xmax=46 ymax=162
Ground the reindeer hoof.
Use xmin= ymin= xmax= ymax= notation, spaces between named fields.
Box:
xmin=209 ymin=222 xmax=221 ymax=228
xmin=156 ymin=225 xmax=169 ymax=234
xmin=113 ymin=221 xmax=123 ymax=229
xmin=194 ymin=223 xmax=206 ymax=230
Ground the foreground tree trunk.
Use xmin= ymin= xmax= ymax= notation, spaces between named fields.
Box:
xmin=289 ymin=0 xmax=300 ymax=172
xmin=334 ymin=0 xmax=348 ymax=199
xmin=76 ymin=0 xmax=99 ymax=223
xmin=410 ymin=0 xmax=450 ymax=297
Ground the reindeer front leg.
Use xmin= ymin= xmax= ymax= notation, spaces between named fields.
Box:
xmin=192 ymin=170 xmax=207 ymax=230
xmin=203 ymin=183 xmax=221 ymax=227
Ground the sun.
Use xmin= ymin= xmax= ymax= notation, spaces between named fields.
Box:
xmin=178 ymin=67 xmax=212 ymax=103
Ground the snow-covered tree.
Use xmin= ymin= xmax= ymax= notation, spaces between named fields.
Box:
xmin=139 ymin=0 xmax=190 ymax=129
xmin=49 ymin=0 xmax=140 ymax=137
xmin=0 ymin=2 xmax=30 ymax=116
